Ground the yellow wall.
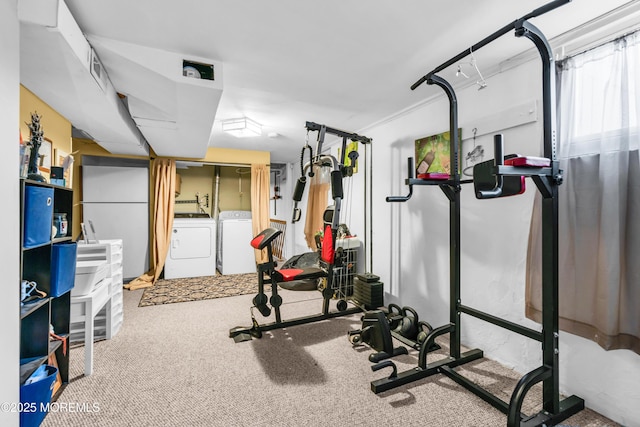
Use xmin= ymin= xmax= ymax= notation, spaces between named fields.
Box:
xmin=218 ymin=166 xmax=252 ymax=212
xmin=191 ymin=146 xmax=270 ymax=165
xmin=20 ymin=85 xmax=78 ymax=236
xmin=20 ymin=86 xmax=72 ymax=182
xmin=174 ymin=147 xmax=270 ymax=215
xmin=176 ymin=165 xmax=256 ymax=216
xmin=175 ymin=165 xmax=215 ymax=216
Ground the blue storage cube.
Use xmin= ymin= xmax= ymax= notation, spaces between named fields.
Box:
xmin=51 ymin=242 xmax=78 ymax=297
xmin=24 ymin=186 xmax=54 ymax=248
xmin=20 ymin=365 xmax=58 ymax=427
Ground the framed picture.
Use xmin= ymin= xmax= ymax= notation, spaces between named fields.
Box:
xmin=415 ymin=129 xmax=462 ymax=176
xmin=54 ymin=148 xmax=73 ymax=187
xmin=38 ymin=137 xmax=52 ymax=173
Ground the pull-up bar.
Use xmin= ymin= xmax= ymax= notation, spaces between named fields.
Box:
xmin=410 ymin=0 xmax=571 ymax=91
xmin=305 ymin=121 xmax=372 ymax=144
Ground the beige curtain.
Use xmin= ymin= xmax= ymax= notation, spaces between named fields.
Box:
xmin=251 ymin=164 xmax=270 ymax=264
xmin=303 ymin=165 xmax=331 ymax=249
xmin=125 ymin=158 xmax=176 ymax=290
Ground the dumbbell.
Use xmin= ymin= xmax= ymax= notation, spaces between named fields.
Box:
xmin=386 ymin=303 xmax=404 ymax=329
xmin=416 ymin=320 xmax=434 ymax=344
xmin=392 ymin=306 xmax=419 ymax=340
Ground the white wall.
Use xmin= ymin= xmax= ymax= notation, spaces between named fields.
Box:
xmin=269 ymin=163 xmax=295 ymax=259
xmin=317 ymin=58 xmax=640 ymax=425
xmin=1 ymin=1 xmax=21 ymax=426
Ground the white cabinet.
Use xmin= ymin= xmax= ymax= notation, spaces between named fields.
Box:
xmin=71 ymin=239 xmax=124 ymax=343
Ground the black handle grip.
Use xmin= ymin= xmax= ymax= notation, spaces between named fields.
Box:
xmin=292 ymin=206 xmax=301 ymax=223
xmin=411 ymin=75 xmax=428 ymax=91
xmin=386 ymin=194 xmax=412 ymax=203
xmin=331 ymin=170 xmax=343 ymax=200
xmin=386 ymin=157 xmax=415 ymax=202
xmin=476 ymin=134 xmax=505 ymax=199
xmin=523 ymin=0 xmax=571 ymax=21
xmin=293 ymin=177 xmax=306 ymax=202
xmin=371 ymin=360 xmax=398 ymax=379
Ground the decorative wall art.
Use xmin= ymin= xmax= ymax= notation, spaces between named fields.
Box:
xmin=39 ymin=137 xmax=52 ymax=173
xmin=414 ymin=129 xmax=462 ymax=176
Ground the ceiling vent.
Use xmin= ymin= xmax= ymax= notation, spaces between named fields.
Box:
xmin=89 ymin=48 xmax=107 ymax=93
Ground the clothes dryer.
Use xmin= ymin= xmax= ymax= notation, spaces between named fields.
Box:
xmin=164 ymin=217 xmax=217 ymax=279
xmin=217 ymin=211 xmax=255 ymax=275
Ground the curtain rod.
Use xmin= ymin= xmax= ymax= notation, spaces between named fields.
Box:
xmin=558 ymin=28 xmax=640 ymax=66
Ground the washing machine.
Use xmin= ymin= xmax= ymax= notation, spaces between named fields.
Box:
xmin=217 ymin=211 xmax=256 ymax=275
xmin=164 ymin=217 xmax=217 ymax=279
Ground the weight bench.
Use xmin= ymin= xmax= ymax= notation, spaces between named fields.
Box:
xmin=250 ymin=227 xmax=327 ymax=318
xmin=229 ymin=224 xmax=360 ymax=342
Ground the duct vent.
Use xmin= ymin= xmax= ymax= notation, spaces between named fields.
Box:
xmin=90 ymin=48 xmax=107 ymax=93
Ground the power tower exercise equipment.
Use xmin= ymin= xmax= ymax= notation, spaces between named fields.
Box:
xmin=377 ymin=1 xmax=584 ymax=426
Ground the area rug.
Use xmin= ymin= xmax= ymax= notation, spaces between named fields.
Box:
xmin=137 ymin=273 xmax=258 ymax=307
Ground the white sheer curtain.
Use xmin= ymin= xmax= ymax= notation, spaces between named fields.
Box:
xmin=526 ymin=31 xmax=640 ymax=354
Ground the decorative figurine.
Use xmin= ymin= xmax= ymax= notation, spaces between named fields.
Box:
xmin=26 ymin=112 xmax=47 ymax=182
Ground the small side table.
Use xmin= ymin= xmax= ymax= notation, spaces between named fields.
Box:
xmin=70 ymin=278 xmax=111 ymax=376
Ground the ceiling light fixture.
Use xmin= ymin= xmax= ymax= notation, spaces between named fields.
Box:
xmin=221 ymin=117 xmax=262 ymax=138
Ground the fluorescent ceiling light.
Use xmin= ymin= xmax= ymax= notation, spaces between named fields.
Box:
xmin=222 ymin=117 xmax=262 ymax=138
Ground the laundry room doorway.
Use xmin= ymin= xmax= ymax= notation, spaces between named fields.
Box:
xmin=174 ymin=163 xmax=252 ymax=218
xmin=216 ymin=166 xmax=252 ymax=213
xmin=173 ymin=163 xmax=257 ymax=277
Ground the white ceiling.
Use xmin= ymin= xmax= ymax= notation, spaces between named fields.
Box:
xmin=28 ymin=0 xmax=639 ymax=162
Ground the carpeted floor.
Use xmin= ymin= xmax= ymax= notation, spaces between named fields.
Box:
xmin=137 ymin=272 xmax=258 ymax=307
xmin=41 ymin=288 xmax=620 ymax=427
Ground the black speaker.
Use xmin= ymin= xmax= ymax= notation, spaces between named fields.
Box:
xmin=50 ymin=166 xmax=64 ymax=179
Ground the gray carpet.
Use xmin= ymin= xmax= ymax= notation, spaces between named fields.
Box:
xmin=42 ymin=290 xmax=618 ymax=427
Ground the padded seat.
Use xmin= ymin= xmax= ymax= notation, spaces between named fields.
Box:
xmin=251 ymin=228 xmax=328 ymax=288
xmin=277 ymin=280 xmax=319 ymax=291
xmin=271 ymin=267 xmax=326 ymax=282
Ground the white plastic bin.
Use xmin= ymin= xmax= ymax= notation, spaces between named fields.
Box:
xmin=72 ymin=260 xmax=108 ymax=296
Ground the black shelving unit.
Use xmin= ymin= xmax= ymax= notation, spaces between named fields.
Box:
xmin=20 ymin=179 xmax=73 ymax=400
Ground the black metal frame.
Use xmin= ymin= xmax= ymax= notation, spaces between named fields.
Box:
xmin=304 ymin=121 xmax=372 ymax=311
xmin=382 ymin=1 xmax=584 ymax=425
xmin=229 ymin=122 xmax=372 ymax=341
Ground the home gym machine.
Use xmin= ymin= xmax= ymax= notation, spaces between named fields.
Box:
xmin=229 ymin=122 xmax=372 ymax=342
xmin=373 ymin=1 xmax=584 ymax=426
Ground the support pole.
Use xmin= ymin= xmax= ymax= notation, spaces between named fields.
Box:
xmin=515 ymin=18 xmax=561 ymax=415
xmin=427 ymin=75 xmax=462 ymax=359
